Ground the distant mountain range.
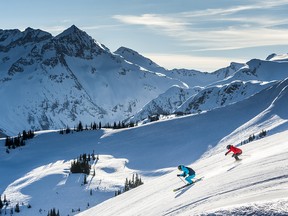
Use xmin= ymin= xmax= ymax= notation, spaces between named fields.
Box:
xmin=1 ymin=25 xmax=288 ymax=135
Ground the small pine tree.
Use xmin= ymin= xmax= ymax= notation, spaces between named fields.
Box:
xmin=47 ymin=208 xmax=59 ymax=216
xmin=124 ymin=178 xmax=129 ymax=192
xmin=15 ymin=203 xmax=20 ymax=213
xmin=0 ymin=195 xmax=3 ymax=209
xmin=83 ymin=174 xmax=87 ymax=185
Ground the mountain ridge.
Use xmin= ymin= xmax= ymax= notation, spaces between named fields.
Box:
xmin=1 ymin=25 xmax=288 ymax=136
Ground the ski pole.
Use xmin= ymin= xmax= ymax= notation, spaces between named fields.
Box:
xmin=178 ymin=176 xmax=186 ymax=184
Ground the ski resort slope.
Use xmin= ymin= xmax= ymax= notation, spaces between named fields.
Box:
xmin=1 ymin=77 xmax=288 ymax=215
xmin=78 ymin=130 xmax=288 ymax=216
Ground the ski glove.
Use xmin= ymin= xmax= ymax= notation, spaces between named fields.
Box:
xmin=177 ymin=174 xmax=181 ymax=177
xmin=225 ymin=152 xmax=228 ymax=156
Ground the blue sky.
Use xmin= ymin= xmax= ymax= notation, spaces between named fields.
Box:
xmin=1 ymin=0 xmax=288 ymax=71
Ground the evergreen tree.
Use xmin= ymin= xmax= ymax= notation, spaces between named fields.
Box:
xmin=0 ymin=195 xmax=3 ymax=209
xmin=66 ymin=125 xmax=71 ymax=134
xmin=124 ymin=178 xmax=129 ymax=192
xmin=22 ymin=130 xmax=28 ymax=140
xmin=47 ymin=208 xmax=60 ymax=216
xmin=15 ymin=203 xmax=20 ymax=213
xmin=83 ymin=174 xmax=87 ymax=185
xmin=77 ymin=121 xmax=83 ymax=131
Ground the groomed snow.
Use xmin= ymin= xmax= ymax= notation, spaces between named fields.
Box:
xmin=77 ymin=130 xmax=288 ymax=216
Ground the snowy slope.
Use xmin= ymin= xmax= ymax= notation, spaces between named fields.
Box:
xmin=164 ymin=62 xmax=245 ymax=88
xmin=77 ymin=77 xmax=288 ymax=216
xmin=78 ymin=130 xmax=288 ymax=216
xmin=114 ymin=46 xmax=167 ymax=73
xmin=1 ymin=75 xmax=288 ymax=215
xmin=175 ymin=80 xmax=274 ymax=115
xmin=216 ymin=58 xmax=288 ymax=85
xmin=127 ymin=85 xmax=202 ymax=123
xmin=133 ymin=57 xmax=288 ymax=122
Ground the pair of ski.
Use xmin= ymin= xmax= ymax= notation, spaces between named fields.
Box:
xmin=173 ymin=177 xmax=204 ymax=192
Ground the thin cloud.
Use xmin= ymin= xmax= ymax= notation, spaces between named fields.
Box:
xmin=113 ymin=1 xmax=288 ymax=52
xmin=182 ymin=0 xmax=288 ymax=17
xmin=113 ymin=14 xmax=186 ymax=31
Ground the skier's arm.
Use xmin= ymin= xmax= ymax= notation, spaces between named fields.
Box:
xmin=225 ymin=150 xmax=231 ymax=155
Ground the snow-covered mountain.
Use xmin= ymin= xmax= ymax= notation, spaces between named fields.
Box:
xmin=175 ymin=57 xmax=288 ymax=115
xmin=0 ymin=26 xmax=188 ymax=135
xmin=2 ymin=25 xmax=287 ymax=137
xmin=127 ymin=57 xmax=288 ymax=123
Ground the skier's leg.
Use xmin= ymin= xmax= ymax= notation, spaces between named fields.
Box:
xmin=235 ymin=153 xmax=241 ymax=160
xmin=185 ymin=174 xmax=195 ymax=184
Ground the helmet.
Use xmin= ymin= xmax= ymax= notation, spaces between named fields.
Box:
xmin=226 ymin=145 xmax=231 ymax=149
xmin=178 ymin=165 xmax=183 ymax=170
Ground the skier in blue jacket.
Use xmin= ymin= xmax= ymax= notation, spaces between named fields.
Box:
xmin=177 ymin=165 xmax=196 ymax=184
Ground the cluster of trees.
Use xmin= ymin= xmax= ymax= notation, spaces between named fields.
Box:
xmin=4 ymin=130 xmax=35 ymax=151
xmin=70 ymin=152 xmax=98 ymax=175
xmin=115 ymin=173 xmax=144 ymax=196
xmin=47 ymin=208 xmax=60 ymax=216
xmin=70 ymin=154 xmax=92 ymax=175
xmin=60 ymin=120 xmax=136 ymax=135
xmin=22 ymin=130 xmax=35 ymax=140
xmin=59 ymin=121 xmax=101 ymax=135
xmin=5 ymin=135 xmax=25 ymax=149
xmin=240 ymin=130 xmax=268 ymax=145
xmin=111 ymin=121 xmax=135 ymax=129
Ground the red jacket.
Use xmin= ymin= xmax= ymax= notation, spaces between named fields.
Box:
xmin=226 ymin=145 xmax=242 ymax=154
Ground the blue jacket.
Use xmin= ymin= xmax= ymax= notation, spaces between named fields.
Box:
xmin=179 ymin=165 xmax=195 ymax=177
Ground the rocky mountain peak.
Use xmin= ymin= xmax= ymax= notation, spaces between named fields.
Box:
xmin=54 ymin=25 xmax=110 ymax=58
xmin=0 ymin=27 xmax=51 ymax=51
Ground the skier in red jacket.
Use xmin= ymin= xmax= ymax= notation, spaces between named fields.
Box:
xmin=225 ymin=145 xmax=242 ymax=161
